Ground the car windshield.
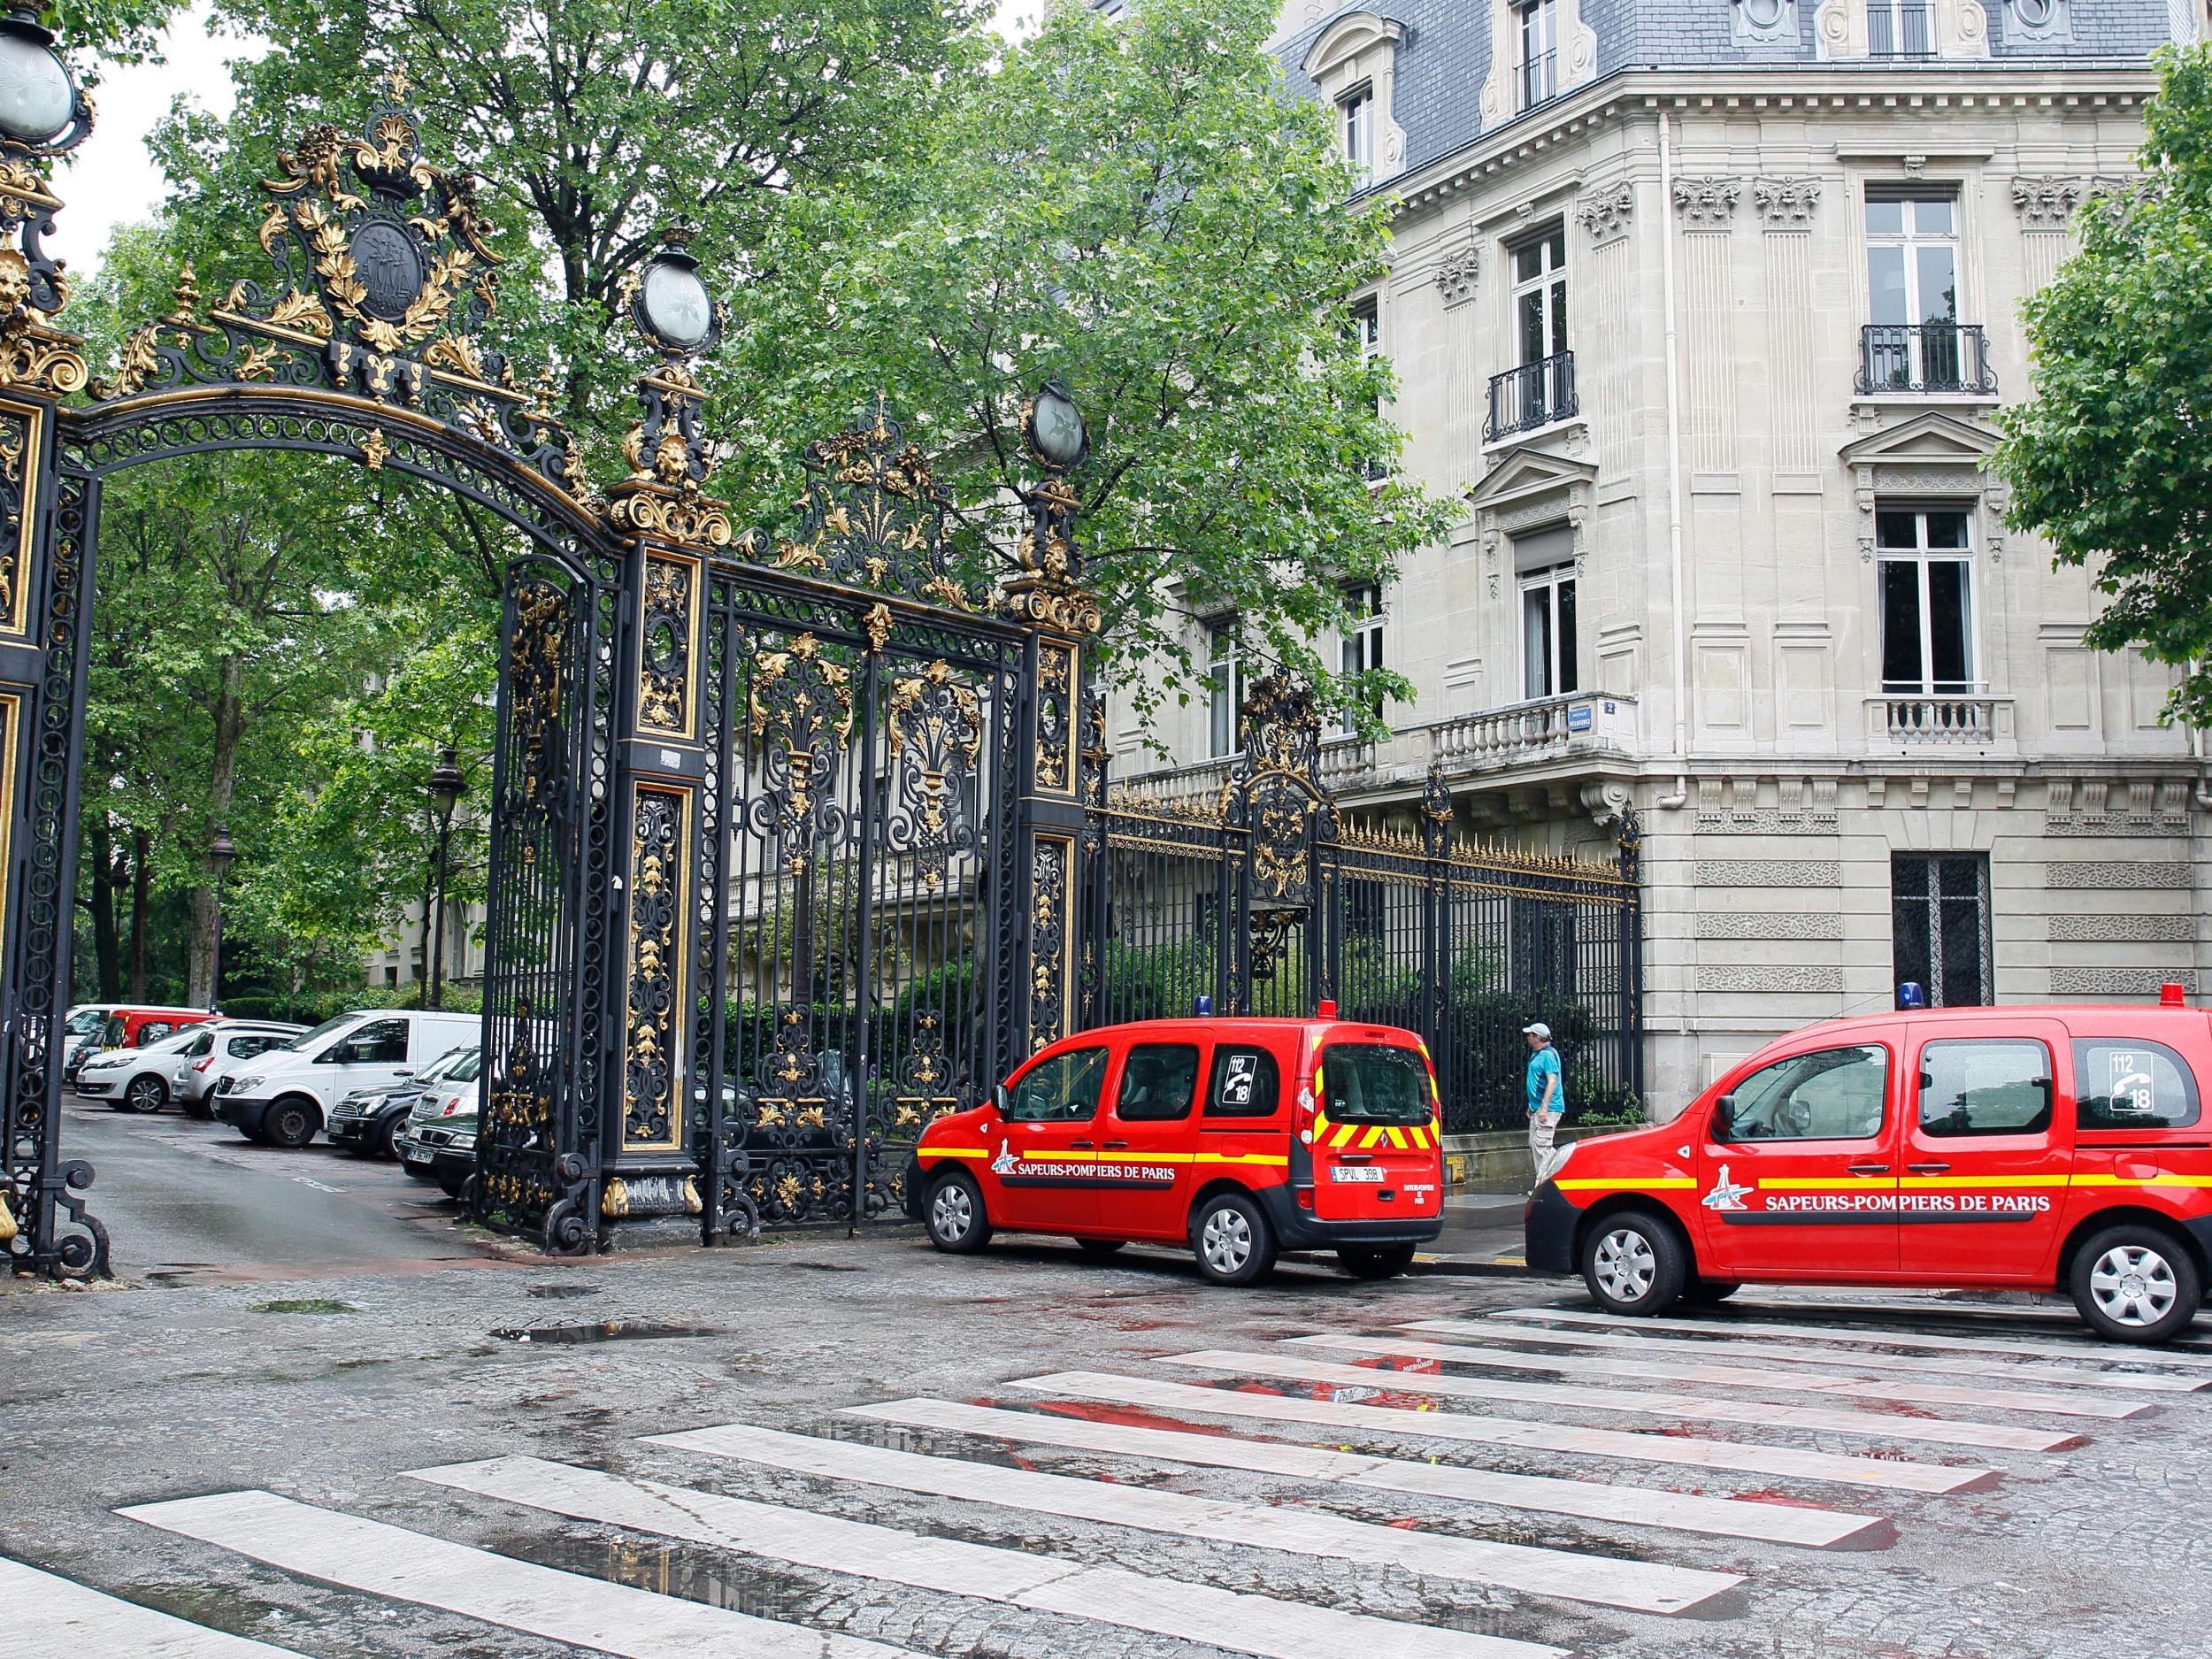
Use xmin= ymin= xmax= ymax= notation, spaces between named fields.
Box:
xmin=415 ymin=1045 xmax=474 ymax=1085
xmin=65 ymin=1010 xmax=107 ymax=1035
xmin=180 ymin=1029 xmax=215 ymax=1058
xmin=1318 ymin=1043 xmax=1433 ymax=1125
xmin=280 ymin=1014 xmax=359 ymax=1053
xmin=448 ymin=1048 xmax=483 ymax=1081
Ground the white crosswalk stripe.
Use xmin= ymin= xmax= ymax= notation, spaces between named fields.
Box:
xmin=849 ymin=1394 xmax=1891 ymax=1548
xmin=1294 ymin=1330 xmax=2146 ymax=1418
xmin=1493 ymin=1303 xmax=2212 ymax=1369
xmin=1403 ymin=1316 xmax=2210 ymax=1394
xmin=118 ymin=1490 xmax=920 ymax=1659
xmin=1163 ymin=1348 xmax=2078 ymax=1452
xmin=0 ymin=1555 xmax=312 ymax=1658
xmin=1010 ymin=1366 xmax=1983 ymax=1494
xmin=413 ymin=1453 xmax=1566 ymax=1659
xmin=648 ymin=1417 xmax=1746 ymax=1614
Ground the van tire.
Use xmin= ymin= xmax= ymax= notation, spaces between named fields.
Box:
xmin=1192 ymin=1192 xmax=1277 ymax=1287
xmin=2069 ymin=1224 xmax=2203 ymax=1345
xmin=263 ymin=1095 xmax=320 ymax=1150
xmin=1339 ymin=1243 xmax=1418 ymax=1280
xmin=1580 ymin=1209 xmax=1687 ymax=1317
xmin=925 ymin=1171 xmax=992 ymax=1254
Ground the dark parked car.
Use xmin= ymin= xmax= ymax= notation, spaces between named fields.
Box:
xmin=399 ymin=1110 xmax=478 ymax=1199
xmin=326 ymin=1042 xmax=477 ymax=1160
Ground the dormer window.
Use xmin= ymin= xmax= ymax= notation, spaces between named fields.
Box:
xmin=1303 ymin=12 xmax=1405 ymax=189
xmin=1517 ymin=0 xmax=1559 ymax=109
xmin=1869 ymin=0 xmax=1935 ymax=56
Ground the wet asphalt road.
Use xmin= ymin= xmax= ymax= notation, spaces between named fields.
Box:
xmin=55 ymin=1091 xmax=496 ymax=1282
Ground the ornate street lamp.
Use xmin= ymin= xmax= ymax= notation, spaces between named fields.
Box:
xmin=1025 ymin=378 xmax=1089 ymax=474
xmin=0 ymin=9 xmax=78 ymax=148
xmin=205 ymin=827 xmax=234 ymax=1012
xmin=426 ymin=746 xmax=465 ymax=1011
xmin=0 ymin=4 xmax=92 ymax=350
xmin=628 ymin=233 xmax=721 ymax=360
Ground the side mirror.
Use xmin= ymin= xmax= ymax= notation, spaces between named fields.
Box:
xmin=328 ymin=1043 xmax=357 ymax=1065
xmin=992 ymin=1081 xmax=1010 ymax=1115
xmin=1711 ymin=1094 xmax=1738 ymax=1141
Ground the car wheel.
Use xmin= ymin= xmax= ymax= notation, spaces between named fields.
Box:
xmin=435 ymin=1172 xmax=467 ymax=1199
xmin=263 ymin=1096 xmax=319 ymax=1150
xmin=181 ymin=1095 xmax=212 ymax=1121
xmin=1074 ymin=1239 xmax=1127 ymax=1257
xmin=1580 ymin=1210 xmax=1687 ymax=1317
xmin=1680 ymin=1279 xmax=1741 ymax=1305
xmin=1191 ymin=1191 xmax=1277 ymax=1287
xmin=925 ymin=1171 xmax=993 ymax=1255
xmin=125 ymin=1074 xmax=169 ymax=1114
xmin=378 ymin=1116 xmax=405 ymax=1161
xmin=1338 ymin=1242 xmax=1418 ymax=1281
xmin=2070 ymin=1225 xmax=2203 ymax=1345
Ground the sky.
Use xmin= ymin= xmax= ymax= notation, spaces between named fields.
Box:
xmin=50 ymin=0 xmax=1039 ymax=277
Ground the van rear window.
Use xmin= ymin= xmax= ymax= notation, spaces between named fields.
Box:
xmin=2073 ymin=1039 xmax=2200 ymax=1130
xmin=1319 ymin=1043 xmax=1432 ymax=1125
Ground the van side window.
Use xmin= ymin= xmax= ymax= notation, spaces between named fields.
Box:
xmin=139 ymin=1022 xmax=173 ymax=1045
xmin=1007 ymin=1047 xmax=1109 ymax=1123
xmin=1713 ymin=1045 xmax=1886 ymax=1142
xmin=1204 ymin=1047 xmax=1280 ymax=1120
xmin=1115 ymin=1044 xmax=1200 ymax=1123
xmin=2073 ymin=1039 xmax=2200 ymax=1130
xmin=1919 ymin=1040 xmax=2053 ymax=1138
xmin=349 ymin=1019 xmax=411 ymax=1065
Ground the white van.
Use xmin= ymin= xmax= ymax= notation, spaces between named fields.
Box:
xmin=214 ymin=1010 xmax=482 ymax=1148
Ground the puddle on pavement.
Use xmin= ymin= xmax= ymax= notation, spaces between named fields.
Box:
xmin=490 ymin=1319 xmax=718 ymax=1344
xmin=500 ymin=1532 xmax=820 ymax=1623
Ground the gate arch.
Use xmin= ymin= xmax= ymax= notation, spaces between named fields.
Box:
xmin=0 ymin=56 xmax=1097 ymax=1275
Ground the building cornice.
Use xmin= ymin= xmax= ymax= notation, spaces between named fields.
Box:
xmin=1377 ymin=62 xmax=2161 ymax=227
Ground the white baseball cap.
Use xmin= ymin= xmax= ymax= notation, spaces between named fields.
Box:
xmin=1523 ymin=1022 xmax=1551 ymax=1040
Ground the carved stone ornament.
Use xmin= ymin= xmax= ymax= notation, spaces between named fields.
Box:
xmin=1433 ymin=242 xmax=1479 ymax=307
xmin=2012 ymin=174 xmax=2086 ymax=231
xmin=1574 ymin=182 xmax=1634 ymax=247
xmin=1672 ymin=176 xmax=1742 ymax=228
xmin=1753 ymin=175 xmax=1822 ymax=230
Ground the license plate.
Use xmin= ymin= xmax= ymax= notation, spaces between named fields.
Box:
xmin=1330 ymin=1165 xmax=1386 ymax=1184
xmin=403 ymin=1147 xmax=432 ymax=1164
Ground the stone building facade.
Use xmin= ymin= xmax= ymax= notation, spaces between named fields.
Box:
xmin=1104 ymin=0 xmax=2212 ymax=1113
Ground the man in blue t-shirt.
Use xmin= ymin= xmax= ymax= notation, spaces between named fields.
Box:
xmin=1525 ymin=1022 xmax=1563 ymax=1185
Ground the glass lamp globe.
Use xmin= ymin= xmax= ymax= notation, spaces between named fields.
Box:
xmin=1030 ymin=382 xmax=1086 ymax=468
xmin=0 ymin=28 xmax=71 ymax=146
xmin=641 ymin=259 xmax=712 ymax=349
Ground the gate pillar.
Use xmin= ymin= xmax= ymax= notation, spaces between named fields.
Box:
xmin=593 ymin=250 xmax=732 ymax=1241
xmin=1004 ymin=384 xmax=1100 ymax=1063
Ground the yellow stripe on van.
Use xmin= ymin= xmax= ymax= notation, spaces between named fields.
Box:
xmin=1555 ymin=1177 xmax=1699 ymax=1192
xmin=924 ymin=1147 xmax=989 ymax=1160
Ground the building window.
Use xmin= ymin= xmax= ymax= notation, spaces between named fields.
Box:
xmin=1348 ymin=296 xmax=1387 ymax=480
xmin=1868 ymin=0 xmax=1934 ymax=56
xmin=1520 ymin=563 xmax=1578 ymax=700
xmin=1878 ymin=506 xmax=1975 ymax=694
xmin=1892 ymin=852 xmax=1992 ymax=1008
xmin=1514 ymin=227 xmax=1568 ymax=367
xmin=1862 ymin=192 xmax=1980 ymax=390
xmin=1516 ymin=0 xmax=1558 ymax=110
xmin=1340 ymin=581 xmax=1385 ymax=730
xmin=1207 ymin=619 xmax=1246 ymax=759
xmin=1340 ymin=84 xmax=1374 ymax=187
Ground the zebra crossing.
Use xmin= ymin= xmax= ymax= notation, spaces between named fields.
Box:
xmin=23 ymin=1291 xmax=2212 ymax=1658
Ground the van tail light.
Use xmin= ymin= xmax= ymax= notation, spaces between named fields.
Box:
xmin=2162 ymin=982 xmax=2186 ymax=1007
xmin=1295 ymin=1187 xmax=1314 ymax=1210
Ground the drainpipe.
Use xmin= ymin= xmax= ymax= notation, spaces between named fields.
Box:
xmin=2195 ymin=700 xmax=2212 ymax=808
xmin=1654 ymin=108 xmax=1689 ymax=811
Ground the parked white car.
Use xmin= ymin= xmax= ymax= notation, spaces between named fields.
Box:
xmin=76 ymin=1019 xmax=305 ymax=1116
xmin=176 ymin=1021 xmax=308 ymax=1117
xmin=214 ymin=1010 xmax=481 ymax=1148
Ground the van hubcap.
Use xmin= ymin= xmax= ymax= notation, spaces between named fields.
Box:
xmin=931 ymin=1184 xmax=972 ymax=1241
xmin=1201 ymin=1208 xmax=1252 ymax=1274
xmin=2089 ymin=1245 xmax=2177 ymax=1327
xmin=1594 ymin=1227 xmax=1656 ymax=1302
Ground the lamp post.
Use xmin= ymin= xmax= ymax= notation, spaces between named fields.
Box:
xmin=426 ymin=747 xmax=465 ymax=1011
xmin=205 ymin=827 xmax=234 ymax=1013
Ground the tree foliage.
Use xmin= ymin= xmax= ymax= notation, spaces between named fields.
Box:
xmin=1996 ymin=44 xmax=2212 ymax=726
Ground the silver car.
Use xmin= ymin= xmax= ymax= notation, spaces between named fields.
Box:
xmin=77 ymin=1019 xmax=304 ymax=1117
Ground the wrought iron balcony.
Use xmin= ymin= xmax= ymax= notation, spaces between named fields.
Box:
xmin=1855 ymin=324 xmax=1996 ymax=396
xmin=1485 ymin=351 xmax=1578 ymax=442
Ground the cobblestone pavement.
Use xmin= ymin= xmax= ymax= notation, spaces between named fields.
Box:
xmin=6 ymin=1214 xmax=2211 ymax=1659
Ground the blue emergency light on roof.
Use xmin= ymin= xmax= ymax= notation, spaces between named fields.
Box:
xmin=1896 ymin=981 xmax=1928 ymax=1010
xmin=1193 ymin=995 xmax=1212 ymax=1017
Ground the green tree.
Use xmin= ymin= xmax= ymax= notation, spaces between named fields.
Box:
xmin=1995 ymin=43 xmax=2212 ymax=726
xmin=724 ymin=0 xmax=1460 ymax=730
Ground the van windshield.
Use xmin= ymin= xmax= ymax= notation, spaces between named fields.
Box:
xmin=280 ymin=1014 xmax=359 ymax=1053
xmin=1318 ymin=1043 xmax=1433 ymax=1125
xmin=66 ymin=1009 xmax=107 ymax=1035
xmin=100 ymin=1015 xmax=126 ymax=1048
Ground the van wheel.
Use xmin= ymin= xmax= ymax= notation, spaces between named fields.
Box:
xmin=2070 ymin=1225 xmax=2203 ymax=1345
xmin=1074 ymin=1239 xmax=1126 ymax=1256
xmin=263 ymin=1096 xmax=319 ymax=1150
xmin=1681 ymin=1279 xmax=1741 ymax=1305
xmin=1581 ymin=1210 xmax=1687 ymax=1317
xmin=925 ymin=1171 xmax=992 ymax=1255
xmin=124 ymin=1075 xmax=168 ymax=1114
xmin=1339 ymin=1243 xmax=1418 ymax=1280
xmin=1192 ymin=1192 xmax=1276 ymax=1287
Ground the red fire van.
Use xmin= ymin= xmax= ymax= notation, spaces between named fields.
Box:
xmin=904 ymin=1011 xmax=1446 ymax=1285
xmin=1525 ymin=994 xmax=2212 ymax=1343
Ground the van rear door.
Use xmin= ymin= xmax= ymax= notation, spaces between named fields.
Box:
xmin=1310 ymin=1038 xmax=1442 ymax=1223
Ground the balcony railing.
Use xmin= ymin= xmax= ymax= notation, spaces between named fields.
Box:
xmin=1856 ymin=324 xmax=1996 ymax=396
xmin=1486 ymin=351 xmax=1578 ymax=442
xmin=1868 ymin=692 xmax=2013 ymax=748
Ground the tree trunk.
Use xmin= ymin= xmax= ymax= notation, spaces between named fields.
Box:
xmin=127 ymin=826 xmax=150 ymax=1002
xmin=88 ymin=818 xmax=121 ymax=1001
xmin=185 ymin=655 xmax=246 ymax=1008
